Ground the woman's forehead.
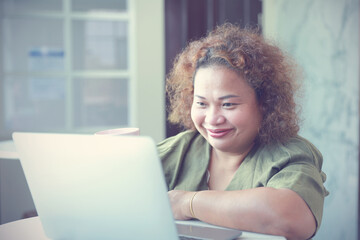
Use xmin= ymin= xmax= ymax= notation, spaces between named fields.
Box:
xmin=193 ymin=67 xmax=255 ymax=98
xmin=194 ymin=67 xmax=247 ymax=87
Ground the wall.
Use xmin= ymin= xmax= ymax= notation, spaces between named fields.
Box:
xmin=263 ymin=0 xmax=359 ymax=239
xmin=131 ymin=0 xmax=166 ymax=143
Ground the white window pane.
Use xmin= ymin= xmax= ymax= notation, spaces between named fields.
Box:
xmin=2 ymin=18 xmax=64 ymax=72
xmin=73 ymin=78 xmax=129 ymax=128
xmin=72 ymin=0 xmax=127 ymax=13
xmin=4 ymin=76 xmax=66 ymax=132
xmin=72 ymin=20 xmax=128 ymax=70
xmin=1 ymin=0 xmax=62 ymax=14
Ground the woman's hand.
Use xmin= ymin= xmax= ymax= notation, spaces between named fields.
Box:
xmin=168 ymin=190 xmax=195 ymax=220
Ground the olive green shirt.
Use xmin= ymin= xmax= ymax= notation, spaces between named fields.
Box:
xmin=157 ymin=130 xmax=328 ymax=231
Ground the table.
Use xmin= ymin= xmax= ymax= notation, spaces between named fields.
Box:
xmin=0 ymin=217 xmax=285 ymax=240
xmin=0 ymin=217 xmax=49 ymax=240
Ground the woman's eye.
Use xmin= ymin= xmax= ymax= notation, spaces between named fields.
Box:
xmin=222 ymin=103 xmax=237 ymax=108
xmin=196 ymin=102 xmax=206 ymax=107
xmin=196 ymin=102 xmax=205 ymax=107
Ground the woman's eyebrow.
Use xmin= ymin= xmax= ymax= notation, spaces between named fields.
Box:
xmin=194 ymin=95 xmax=206 ymax=99
xmin=194 ymin=94 xmax=241 ymax=100
xmin=218 ymin=94 xmax=241 ymax=100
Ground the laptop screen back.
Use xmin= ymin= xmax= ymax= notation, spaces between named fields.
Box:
xmin=13 ymin=132 xmax=178 ymax=240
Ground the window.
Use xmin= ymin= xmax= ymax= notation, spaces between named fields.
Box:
xmin=0 ymin=0 xmax=134 ymax=139
xmin=0 ymin=0 xmax=165 ymax=142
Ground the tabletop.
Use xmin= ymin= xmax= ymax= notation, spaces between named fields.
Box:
xmin=0 ymin=217 xmax=286 ymax=240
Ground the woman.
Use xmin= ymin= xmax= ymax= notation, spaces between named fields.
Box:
xmin=158 ymin=23 xmax=328 ymax=240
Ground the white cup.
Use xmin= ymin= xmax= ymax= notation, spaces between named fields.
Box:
xmin=94 ymin=127 xmax=140 ymax=136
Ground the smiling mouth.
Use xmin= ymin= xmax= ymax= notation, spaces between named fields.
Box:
xmin=207 ymin=128 xmax=232 ymax=138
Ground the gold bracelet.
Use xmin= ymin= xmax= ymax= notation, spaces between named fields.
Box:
xmin=189 ymin=191 xmax=199 ymax=219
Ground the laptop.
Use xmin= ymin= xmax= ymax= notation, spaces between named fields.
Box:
xmin=12 ymin=132 xmax=242 ymax=240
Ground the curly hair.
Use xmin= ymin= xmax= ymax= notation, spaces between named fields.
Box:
xmin=166 ymin=23 xmax=302 ymax=145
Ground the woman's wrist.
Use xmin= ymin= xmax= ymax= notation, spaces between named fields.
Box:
xmin=189 ymin=191 xmax=200 ymax=219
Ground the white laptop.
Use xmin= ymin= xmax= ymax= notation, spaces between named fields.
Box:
xmin=12 ymin=132 xmax=242 ymax=240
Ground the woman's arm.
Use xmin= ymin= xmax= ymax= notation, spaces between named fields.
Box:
xmin=168 ymin=187 xmax=316 ymax=240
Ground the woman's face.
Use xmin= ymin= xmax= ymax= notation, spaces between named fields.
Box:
xmin=191 ymin=66 xmax=262 ymax=154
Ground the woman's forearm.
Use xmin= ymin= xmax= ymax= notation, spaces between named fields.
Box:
xmin=169 ymin=187 xmax=316 ymax=240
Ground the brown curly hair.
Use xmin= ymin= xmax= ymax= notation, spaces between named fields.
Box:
xmin=166 ymin=23 xmax=302 ymax=145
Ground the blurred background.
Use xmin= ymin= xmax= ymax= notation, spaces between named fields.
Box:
xmin=0 ymin=0 xmax=358 ymax=239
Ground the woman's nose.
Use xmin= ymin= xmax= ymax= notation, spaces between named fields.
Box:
xmin=205 ymin=107 xmax=226 ymax=125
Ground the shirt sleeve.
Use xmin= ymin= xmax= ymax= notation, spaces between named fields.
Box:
xmin=157 ymin=131 xmax=198 ymax=190
xmin=157 ymin=131 xmax=210 ymax=191
xmin=265 ymin=137 xmax=328 ymax=232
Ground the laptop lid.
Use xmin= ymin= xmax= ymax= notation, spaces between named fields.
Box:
xmin=13 ymin=132 xmax=178 ymax=240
